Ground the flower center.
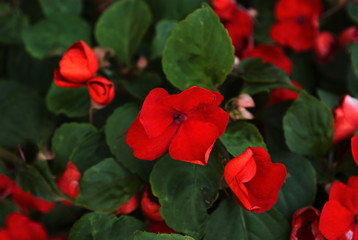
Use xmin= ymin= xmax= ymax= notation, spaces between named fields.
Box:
xmin=296 ymin=16 xmax=305 ymax=25
xmin=173 ymin=112 xmax=187 ymax=124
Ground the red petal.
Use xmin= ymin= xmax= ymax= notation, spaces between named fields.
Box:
xmin=139 ymin=88 xmax=175 ymax=138
xmin=352 ymin=135 xmax=358 ymax=166
xmin=54 ymin=69 xmax=86 ymax=88
xmin=87 ymin=77 xmax=115 ymax=105
xmin=169 ymin=119 xmax=219 ymax=165
xmin=329 ymin=181 xmax=358 ymax=214
xmin=348 ymin=176 xmax=358 ymax=189
xmin=148 ymin=221 xmax=175 ymax=234
xmin=57 ymin=162 xmax=81 ymax=202
xmin=141 ymin=185 xmax=163 ymax=221
xmin=319 ymin=200 xmax=354 ymax=240
xmin=0 ymin=229 xmax=11 ymax=240
xmin=0 ymin=174 xmax=14 ymax=199
xmin=126 ymin=116 xmax=178 ymax=160
xmin=342 ymin=95 xmax=358 ymax=128
xmin=115 ymin=193 xmax=139 ymax=215
xmin=339 ymin=27 xmax=358 ymax=46
xmin=6 ymin=212 xmax=48 ymax=240
xmin=59 ymin=41 xmax=98 ymax=82
xmin=275 ymin=0 xmax=322 ymax=20
xmin=333 ymin=108 xmax=357 ymax=143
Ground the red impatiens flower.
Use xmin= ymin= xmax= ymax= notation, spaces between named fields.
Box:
xmin=269 ymin=80 xmax=302 ymax=105
xmin=212 ymin=0 xmax=237 ymax=21
xmin=54 ymin=41 xmax=99 ymax=88
xmin=141 ymin=185 xmax=163 ymax=222
xmin=0 ymin=174 xmax=14 ymax=199
xmin=352 ymin=135 xmax=358 ymax=166
xmin=12 ymin=184 xmax=55 ymax=214
xmin=291 ymin=206 xmax=325 ymax=240
xmin=148 ymin=221 xmax=175 ymax=234
xmin=333 ymin=95 xmax=358 ymax=143
xmin=319 ymin=176 xmax=358 ymax=240
xmin=270 ymin=0 xmax=322 ymax=52
xmin=224 ymin=147 xmax=286 ymax=213
xmin=339 ymin=27 xmax=358 ymax=47
xmin=126 ymin=86 xmax=229 ymax=165
xmin=0 ymin=212 xmax=48 ymax=240
xmin=242 ymin=44 xmax=292 ymax=75
xmin=57 ymin=161 xmax=81 ymax=206
xmin=87 ymin=77 xmax=115 ymax=106
xmin=314 ymin=32 xmax=336 ymax=63
xmin=115 ymin=193 xmax=139 ymax=215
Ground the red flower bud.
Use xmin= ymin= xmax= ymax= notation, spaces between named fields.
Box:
xmin=115 ymin=193 xmax=139 ymax=215
xmin=87 ymin=77 xmax=115 ymax=106
xmin=339 ymin=27 xmax=358 ymax=46
xmin=148 ymin=221 xmax=175 ymax=234
xmin=141 ymin=185 xmax=163 ymax=222
xmin=54 ymin=40 xmax=99 ymax=88
xmin=314 ymin=32 xmax=336 ymax=63
xmin=224 ymin=147 xmax=286 ymax=213
xmin=57 ymin=161 xmax=81 ymax=206
xmin=0 ymin=174 xmax=14 ymax=199
xmin=291 ymin=206 xmax=324 ymax=240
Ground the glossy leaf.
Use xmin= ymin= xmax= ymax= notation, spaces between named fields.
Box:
xmin=151 ymin=20 xmax=178 ymax=59
xmin=95 ymin=0 xmax=152 ymax=65
xmin=346 ymin=1 xmax=358 ymax=24
xmin=22 ymin=14 xmax=91 ymax=59
xmin=203 ymin=197 xmax=290 ymax=240
xmin=220 ymin=121 xmax=266 ymax=157
xmin=46 ymin=82 xmax=90 ymax=118
xmin=76 ymin=158 xmax=139 ymax=212
xmin=38 ymin=0 xmax=82 ymax=16
xmin=68 ymin=213 xmax=146 ymax=240
xmin=272 ymin=152 xmax=316 ymax=219
xmin=105 ymin=103 xmax=154 ymax=181
xmin=283 ymin=92 xmax=333 ymax=157
xmin=162 ymin=4 xmax=234 ymax=90
xmin=348 ymin=43 xmax=358 ymax=78
xmin=121 ymin=72 xmax=162 ymax=100
xmin=134 ymin=232 xmax=196 ymax=240
xmin=150 ymin=154 xmax=222 ymax=239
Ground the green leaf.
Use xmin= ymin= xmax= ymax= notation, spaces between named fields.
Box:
xmin=348 ymin=43 xmax=358 ymax=78
xmin=145 ymin=0 xmax=204 ymax=22
xmin=69 ymin=213 xmax=146 ymax=240
xmin=220 ymin=121 xmax=266 ymax=157
xmin=346 ymin=1 xmax=358 ymax=24
xmin=38 ymin=0 xmax=82 ymax=16
xmin=204 ymin=197 xmax=290 ymax=240
xmin=272 ymin=152 xmax=316 ymax=219
xmin=76 ymin=158 xmax=139 ymax=212
xmin=317 ymin=89 xmax=340 ymax=110
xmin=105 ymin=103 xmax=154 ymax=181
xmin=22 ymin=14 xmax=91 ymax=59
xmin=0 ymin=3 xmax=29 ymax=44
xmin=162 ymin=4 xmax=234 ymax=90
xmin=150 ymin=154 xmax=222 ymax=239
xmin=70 ymin=131 xmax=112 ymax=173
xmin=134 ymin=232 xmax=196 ymax=240
xmin=0 ymin=200 xmax=17 ymax=226
xmin=283 ymin=92 xmax=333 ymax=157
xmin=51 ymin=123 xmax=97 ymax=174
xmin=347 ymin=64 xmax=358 ymax=98
xmin=95 ymin=0 xmax=152 ymax=65
xmin=121 ymin=72 xmax=162 ymax=100
xmin=46 ymin=82 xmax=90 ymax=118
xmin=0 ymin=81 xmax=54 ymax=147
xmin=151 ymin=20 xmax=178 ymax=59
xmin=251 ymin=0 xmax=275 ymax=43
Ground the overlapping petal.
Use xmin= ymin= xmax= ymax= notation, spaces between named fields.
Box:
xmin=87 ymin=76 xmax=115 ymax=106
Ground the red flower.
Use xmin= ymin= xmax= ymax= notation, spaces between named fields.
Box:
xmin=314 ymin=32 xmax=336 ymax=63
xmin=333 ymin=95 xmax=358 ymax=143
xmin=269 ymin=80 xmax=302 ymax=105
xmin=339 ymin=27 xmax=358 ymax=47
xmin=87 ymin=77 xmax=115 ymax=106
xmin=0 ymin=174 xmax=14 ymax=199
xmin=12 ymin=184 xmax=55 ymax=214
xmin=2 ymin=212 xmax=48 ymax=240
xmin=57 ymin=161 xmax=81 ymax=206
xmin=126 ymin=86 xmax=229 ymax=165
xmin=115 ymin=193 xmax=139 ymax=215
xmin=319 ymin=176 xmax=358 ymax=240
xmin=141 ymin=185 xmax=163 ymax=222
xmin=270 ymin=0 xmax=322 ymax=52
xmin=212 ymin=0 xmax=237 ymax=21
xmin=148 ymin=221 xmax=175 ymax=234
xmin=242 ymin=44 xmax=292 ymax=75
xmin=224 ymin=147 xmax=286 ymax=213
xmin=54 ymin=41 xmax=99 ymax=88
xmin=291 ymin=206 xmax=325 ymax=240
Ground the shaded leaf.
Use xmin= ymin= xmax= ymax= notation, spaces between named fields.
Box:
xmin=151 ymin=20 xmax=178 ymax=59
xmin=135 ymin=232 xmax=196 ymax=240
xmin=38 ymin=0 xmax=82 ymax=16
xmin=121 ymin=72 xmax=162 ymax=100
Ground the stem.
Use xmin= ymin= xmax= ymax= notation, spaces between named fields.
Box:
xmin=0 ymin=147 xmax=24 ymax=165
xmin=89 ymin=102 xmax=94 ymax=124
xmin=320 ymin=2 xmax=346 ymax=22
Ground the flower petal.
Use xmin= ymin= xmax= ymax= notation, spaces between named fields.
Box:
xmin=342 ymin=95 xmax=358 ymax=128
xmin=87 ymin=77 xmax=115 ymax=105
xmin=352 ymin=135 xmax=358 ymax=166
xmin=53 ymin=69 xmax=86 ymax=88
xmin=169 ymin=119 xmax=219 ymax=165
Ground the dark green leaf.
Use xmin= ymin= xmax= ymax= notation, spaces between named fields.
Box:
xmin=0 ymin=200 xmax=17 ymax=227
xmin=220 ymin=121 xmax=266 ymax=157
xmin=76 ymin=158 xmax=139 ymax=212
xmin=150 ymin=154 xmax=222 ymax=239
xmin=272 ymin=152 xmax=316 ymax=219
xmin=134 ymin=232 xmax=196 ymax=240
xmin=204 ymin=197 xmax=290 ymax=240
xmin=105 ymin=103 xmax=154 ymax=181
xmin=51 ymin=123 xmax=97 ymax=174
xmin=22 ymin=14 xmax=91 ymax=59
xmin=162 ymin=4 xmax=234 ymax=90
xmin=46 ymin=82 xmax=90 ymax=118
xmin=95 ymin=0 xmax=152 ymax=65
xmin=151 ymin=20 xmax=178 ymax=59
xmin=317 ymin=89 xmax=340 ymax=110
xmin=68 ymin=213 xmax=146 ymax=240
xmin=347 ymin=64 xmax=358 ymax=98
xmin=348 ymin=43 xmax=358 ymax=78
xmin=0 ymin=3 xmax=29 ymax=44
xmin=121 ymin=72 xmax=162 ymax=100
xmin=283 ymin=92 xmax=333 ymax=157
xmin=38 ymin=0 xmax=82 ymax=16
xmin=346 ymin=1 xmax=358 ymax=24
xmin=251 ymin=0 xmax=275 ymax=43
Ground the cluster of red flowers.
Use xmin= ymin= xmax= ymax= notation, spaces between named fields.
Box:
xmin=54 ymin=41 xmax=115 ymax=106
